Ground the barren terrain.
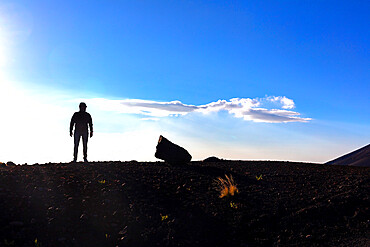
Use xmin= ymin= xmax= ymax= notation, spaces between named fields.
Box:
xmin=0 ymin=161 xmax=369 ymax=246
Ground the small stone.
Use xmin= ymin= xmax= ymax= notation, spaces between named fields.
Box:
xmin=119 ymin=226 xmax=127 ymax=235
xmin=80 ymin=213 xmax=88 ymax=220
xmin=6 ymin=161 xmax=16 ymax=166
xmin=10 ymin=221 xmax=24 ymax=226
xmin=203 ymin=156 xmax=222 ymax=162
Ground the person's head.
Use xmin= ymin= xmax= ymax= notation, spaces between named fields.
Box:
xmin=79 ymin=102 xmax=87 ymax=112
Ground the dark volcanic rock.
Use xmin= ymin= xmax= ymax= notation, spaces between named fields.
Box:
xmin=326 ymin=143 xmax=370 ymax=167
xmin=155 ymin=135 xmax=192 ymax=165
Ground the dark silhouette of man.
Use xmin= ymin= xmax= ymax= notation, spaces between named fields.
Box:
xmin=70 ymin=102 xmax=93 ymax=162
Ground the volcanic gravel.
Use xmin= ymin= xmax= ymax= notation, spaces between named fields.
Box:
xmin=0 ymin=161 xmax=369 ymax=246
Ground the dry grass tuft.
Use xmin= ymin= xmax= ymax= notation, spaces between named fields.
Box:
xmin=214 ymin=175 xmax=239 ymax=198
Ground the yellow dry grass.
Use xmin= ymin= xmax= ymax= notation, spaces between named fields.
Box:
xmin=214 ymin=175 xmax=239 ymax=198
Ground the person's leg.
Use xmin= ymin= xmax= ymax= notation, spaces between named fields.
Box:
xmin=82 ymin=131 xmax=88 ymax=161
xmin=74 ymin=132 xmax=81 ymax=161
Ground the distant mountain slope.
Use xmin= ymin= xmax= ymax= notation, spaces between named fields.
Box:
xmin=326 ymin=144 xmax=370 ymax=167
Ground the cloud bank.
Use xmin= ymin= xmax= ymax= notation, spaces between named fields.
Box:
xmin=86 ymin=96 xmax=311 ymax=123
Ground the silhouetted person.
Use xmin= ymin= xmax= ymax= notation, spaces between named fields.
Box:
xmin=70 ymin=102 xmax=93 ymax=162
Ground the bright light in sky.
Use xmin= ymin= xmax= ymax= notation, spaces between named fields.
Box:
xmin=0 ymin=41 xmax=6 ymax=66
xmin=0 ymin=1 xmax=369 ymax=164
xmin=0 ymin=19 xmax=9 ymax=66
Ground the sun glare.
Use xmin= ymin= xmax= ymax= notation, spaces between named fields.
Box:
xmin=0 ymin=27 xmax=8 ymax=66
xmin=0 ymin=3 xmax=33 ymax=68
xmin=0 ymin=8 xmax=11 ymax=67
xmin=0 ymin=80 xmax=71 ymax=164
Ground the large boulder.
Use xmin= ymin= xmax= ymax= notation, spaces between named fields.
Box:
xmin=155 ymin=135 xmax=192 ymax=165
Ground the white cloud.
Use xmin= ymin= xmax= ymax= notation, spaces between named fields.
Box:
xmin=266 ymin=96 xmax=295 ymax=109
xmin=85 ymin=96 xmax=311 ymax=123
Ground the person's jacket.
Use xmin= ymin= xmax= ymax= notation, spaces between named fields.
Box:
xmin=70 ymin=111 xmax=93 ymax=133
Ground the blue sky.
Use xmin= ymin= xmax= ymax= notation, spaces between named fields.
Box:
xmin=0 ymin=0 xmax=369 ymax=164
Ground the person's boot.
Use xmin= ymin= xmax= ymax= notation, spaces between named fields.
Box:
xmin=84 ymin=158 xmax=88 ymax=163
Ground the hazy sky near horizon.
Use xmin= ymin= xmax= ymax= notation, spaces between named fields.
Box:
xmin=0 ymin=0 xmax=369 ymax=164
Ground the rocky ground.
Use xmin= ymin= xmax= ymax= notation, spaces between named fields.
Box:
xmin=0 ymin=161 xmax=369 ymax=246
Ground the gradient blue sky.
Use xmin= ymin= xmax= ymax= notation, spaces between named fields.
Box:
xmin=0 ymin=0 xmax=369 ymax=164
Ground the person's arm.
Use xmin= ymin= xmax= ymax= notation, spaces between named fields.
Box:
xmin=70 ymin=113 xmax=76 ymax=137
xmin=89 ymin=114 xmax=93 ymax=137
